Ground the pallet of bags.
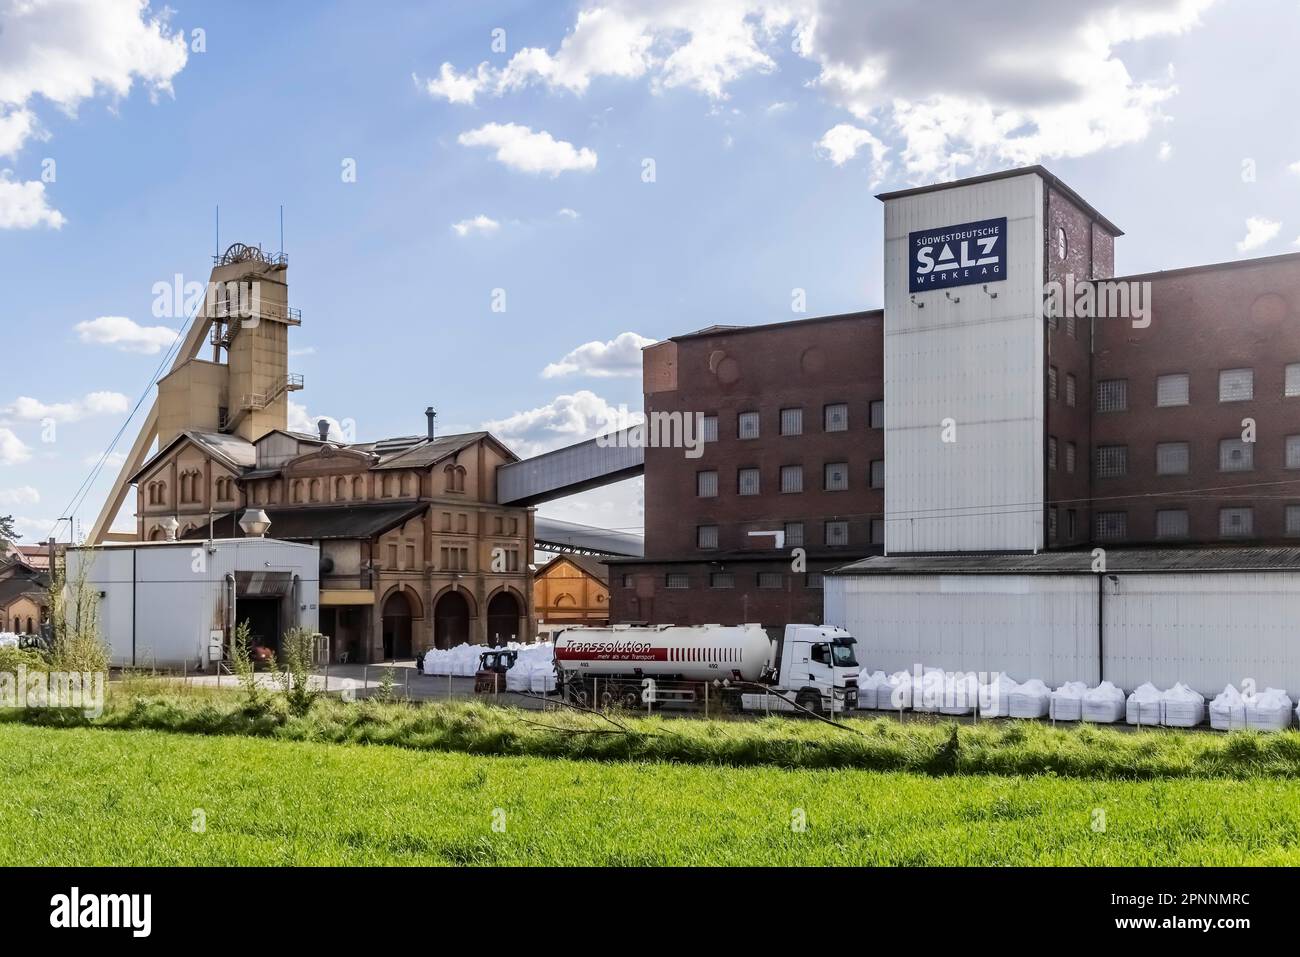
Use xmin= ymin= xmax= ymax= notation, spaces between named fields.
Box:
xmin=978 ymin=672 xmax=1016 ymax=717
xmin=1209 ymin=684 xmax=1247 ymax=731
xmin=856 ymin=670 xmax=888 ymax=709
xmin=1008 ymin=678 xmax=1051 ymax=719
xmin=939 ymin=671 xmax=978 ymax=715
xmin=1126 ymin=683 xmax=1163 ymax=726
xmin=1049 ymin=681 xmax=1088 ymax=722
xmin=1161 ymin=682 xmax=1205 ymax=728
xmin=1245 ymin=687 xmax=1293 ymax=731
xmin=1083 ymin=681 xmax=1126 ymax=723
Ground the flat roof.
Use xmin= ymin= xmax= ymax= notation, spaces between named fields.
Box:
xmin=669 ymin=309 xmax=882 ymax=344
xmin=875 ymin=165 xmax=1123 ymax=238
xmin=1109 ymin=249 xmax=1300 ymax=284
xmin=830 ymin=547 xmax=1300 ymax=576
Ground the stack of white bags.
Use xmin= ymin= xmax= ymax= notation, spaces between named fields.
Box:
xmin=1049 ymin=681 xmax=1088 ymax=721
xmin=1125 ymin=682 xmax=1164 ymax=725
xmin=1209 ymin=684 xmax=1246 ymax=730
xmin=1008 ymin=678 xmax=1051 ymax=719
xmin=422 ymin=640 xmax=557 ymax=693
xmin=1082 ymin=682 xmax=1126 ymax=723
xmin=1211 ymin=684 xmax=1293 ymax=730
xmin=978 ymin=673 xmax=1016 ymax=717
xmin=0 ymin=633 xmax=18 ymax=649
xmin=856 ymin=670 xmax=888 ymax=709
xmin=1161 ymin=682 xmax=1205 ymax=728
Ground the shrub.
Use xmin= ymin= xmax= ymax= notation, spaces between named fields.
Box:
xmin=276 ymin=626 xmax=319 ymax=716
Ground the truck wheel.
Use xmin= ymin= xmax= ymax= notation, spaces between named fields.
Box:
xmin=620 ymin=686 xmax=642 ymax=710
xmin=795 ymin=690 xmax=822 ymax=717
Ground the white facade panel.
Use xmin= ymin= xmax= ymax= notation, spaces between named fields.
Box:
xmin=824 ymin=573 xmax=1097 ymax=686
xmin=1103 ymin=573 xmax=1300 ymax=698
xmin=882 ymin=173 xmax=1045 ymax=552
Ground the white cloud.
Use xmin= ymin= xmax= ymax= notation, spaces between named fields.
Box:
xmin=1237 ymin=216 xmax=1281 ymax=253
xmin=1289 ymin=160 xmax=1300 ymax=176
xmin=3 ymin=391 xmax=129 ymax=423
xmin=480 ymin=390 xmax=635 ymax=458
xmin=557 ymin=207 xmax=581 ymax=219
xmin=290 ymin=346 xmax=316 ymax=357
xmin=424 ymin=1 xmax=1213 ymax=178
xmin=0 ymin=0 xmax=189 ymax=157
xmin=458 ymin=123 xmax=597 ymax=176
xmin=0 ymin=171 xmax=64 ymax=228
xmin=74 ymin=315 xmax=178 ymax=354
xmin=414 ymin=63 xmax=494 ymax=105
xmin=542 ymin=332 xmax=656 ymax=379
xmin=451 ymin=214 xmax=500 ymax=237
xmin=1158 ymin=141 xmax=1173 ymax=161
xmin=816 ymin=122 xmax=889 ymax=182
xmin=0 ymin=428 xmax=30 ymax=465
xmin=0 ymin=485 xmax=38 ymax=506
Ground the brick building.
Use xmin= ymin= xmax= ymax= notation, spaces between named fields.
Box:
xmin=611 ymin=165 xmax=1300 ymax=628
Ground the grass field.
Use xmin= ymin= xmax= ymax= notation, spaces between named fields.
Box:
xmin=4 ymin=723 xmax=1300 ymax=865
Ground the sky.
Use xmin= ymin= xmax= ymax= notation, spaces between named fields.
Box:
xmin=1 ymin=0 xmax=1299 ymax=546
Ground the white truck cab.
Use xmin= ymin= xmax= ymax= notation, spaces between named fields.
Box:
xmin=742 ymin=624 xmax=859 ymax=715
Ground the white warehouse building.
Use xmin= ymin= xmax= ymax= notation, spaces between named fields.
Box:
xmin=66 ymin=536 xmax=320 ymax=671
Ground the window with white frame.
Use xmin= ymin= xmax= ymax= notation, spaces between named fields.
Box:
xmin=1156 ymin=373 xmax=1189 ymax=407
xmin=824 ymin=462 xmax=848 ymax=491
xmin=1219 ymin=368 xmax=1253 ymax=402
xmin=697 ymin=525 xmax=719 ymax=549
xmin=1065 ymin=374 xmax=1077 ymax=407
xmin=1219 ymin=507 xmax=1253 ymax=538
xmin=824 ymin=520 xmax=849 ymax=546
xmin=1096 ymin=445 xmax=1128 ymax=478
xmin=1095 ymin=511 xmax=1127 ymax=541
xmin=1156 ymin=509 xmax=1189 ymax=540
xmin=1219 ymin=438 xmax=1253 ymax=472
xmin=697 ymin=470 xmax=718 ymax=497
xmin=1286 ymin=364 xmax=1300 ymax=398
xmin=780 ymin=407 xmax=803 ymax=436
xmin=784 ymin=522 xmax=804 ymax=547
xmin=870 ymin=460 xmax=884 ymax=488
xmin=1065 ymin=442 xmax=1076 ymax=474
xmin=701 ymin=415 xmax=718 ymax=442
xmin=737 ymin=411 xmax=760 ymax=439
xmin=1286 ymin=435 xmax=1300 ymax=469
xmin=738 ymin=467 xmax=760 ymax=495
xmin=1096 ymin=379 xmax=1127 ymax=412
xmin=824 ymin=403 xmax=848 ymax=432
xmin=1156 ymin=442 xmax=1189 ymax=476
xmin=869 ymin=400 xmax=884 ymax=429
xmin=780 ymin=465 xmax=803 ymax=493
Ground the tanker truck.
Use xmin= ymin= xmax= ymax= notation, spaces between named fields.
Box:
xmin=552 ymin=623 xmax=859 ymax=716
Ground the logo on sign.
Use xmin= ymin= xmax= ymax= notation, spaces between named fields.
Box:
xmin=909 ymin=217 xmax=1007 ymax=293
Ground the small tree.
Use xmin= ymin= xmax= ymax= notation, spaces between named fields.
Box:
xmin=230 ymin=619 xmax=265 ymax=711
xmin=276 ymin=626 xmax=319 ymax=715
xmin=0 ymin=515 xmax=17 ymax=553
xmin=47 ymin=548 xmax=108 ymax=673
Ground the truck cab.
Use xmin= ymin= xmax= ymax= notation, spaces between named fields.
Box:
xmin=776 ymin=625 xmax=859 ymax=715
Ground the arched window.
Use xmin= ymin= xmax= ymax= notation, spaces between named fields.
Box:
xmin=443 ymin=464 xmax=466 ymax=493
xmin=382 ymin=474 xmax=393 ymax=497
xmin=1056 ymin=226 xmax=1068 ymax=261
xmin=309 ymin=478 xmax=321 ymax=503
xmin=401 ymin=473 xmax=412 ymax=496
xmin=352 ymin=476 xmax=364 ymax=499
xmin=335 ymin=477 xmax=347 ymax=500
xmin=291 ymin=480 xmax=303 ymax=504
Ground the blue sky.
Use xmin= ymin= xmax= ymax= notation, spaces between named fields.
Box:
xmin=1 ymin=0 xmax=1299 ymax=544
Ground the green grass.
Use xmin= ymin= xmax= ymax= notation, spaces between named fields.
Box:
xmin=2 ymin=723 xmax=1300 ymax=865
xmin=9 ymin=689 xmax=1300 ymax=780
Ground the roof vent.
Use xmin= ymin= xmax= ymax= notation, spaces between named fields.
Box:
xmin=159 ymin=516 xmax=179 ymax=541
xmin=317 ymin=418 xmax=329 ymax=442
xmin=239 ymin=508 xmax=272 ymax=538
xmin=426 ymin=407 xmax=436 ymax=440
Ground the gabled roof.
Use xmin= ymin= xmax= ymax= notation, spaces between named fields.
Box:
xmin=358 ymin=431 xmax=518 ymax=470
xmin=0 ymin=567 xmax=49 ymax=606
xmin=539 ymin=552 xmax=610 ymax=583
xmin=129 ymin=430 xmax=255 ymax=484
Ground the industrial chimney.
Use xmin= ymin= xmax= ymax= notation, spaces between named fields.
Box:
xmin=425 ymin=407 xmax=436 ymax=440
xmin=317 ymin=418 xmax=329 ymax=442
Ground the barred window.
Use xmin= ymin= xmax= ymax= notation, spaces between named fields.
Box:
xmin=1048 ymin=508 xmax=1058 ymax=543
xmin=738 ymin=467 xmax=760 ymax=495
xmin=697 ymin=470 xmax=718 ymax=497
xmin=622 ymin=574 xmax=634 ymax=588
xmin=701 ymin=415 xmax=718 ymax=442
xmin=737 ymin=411 xmax=760 ymax=439
xmin=870 ymin=518 xmax=884 ymax=545
xmin=1095 ymin=511 xmax=1127 ymax=541
xmin=1286 ymin=435 xmax=1300 ymax=469
xmin=825 ymin=520 xmax=849 ymax=546
xmin=1096 ymin=379 xmax=1127 ymax=412
xmin=665 ymin=573 xmax=689 ymax=589
xmin=1219 ymin=507 xmax=1253 ymax=538
xmin=824 ymin=403 xmax=848 ymax=432
xmin=1219 ymin=439 xmax=1253 ymax=472
xmin=870 ymin=459 xmax=884 ymax=489
xmin=757 ymin=572 xmax=783 ymax=589
xmin=1065 ymin=442 xmax=1077 ymax=475
xmin=1156 ymin=373 xmax=1189 ymax=407
xmin=1287 ymin=364 xmax=1300 ymax=398
xmin=1156 ymin=442 xmax=1189 ymax=476
xmin=870 ymin=400 xmax=884 ymax=429
xmin=780 ymin=407 xmax=803 ymax=436
xmin=780 ymin=465 xmax=803 ymax=493
xmin=805 ymin=572 xmax=824 ymax=590
xmin=1047 ymin=436 xmax=1057 ymax=471
xmin=1065 ymin=374 xmax=1077 ymax=408
xmin=697 ymin=525 xmax=719 ymax=549
xmin=710 ymin=572 xmax=734 ymax=589
xmin=1287 ymin=505 xmax=1300 ymax=536
xmin=1048 ymin=366 xmax=1058 ymax=400
xmin=1096 ymin=445 xmax=1128 ymax=478
xmin=784 ymin=522 xmax=804 ymax=547
xmin=1156 ymin=509 xmax=1189 ymax=540
xmin=824 ymin=462 xmax=849 ymax=491
xmin=1219 ymin=368 xmax=1253 ymax=402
